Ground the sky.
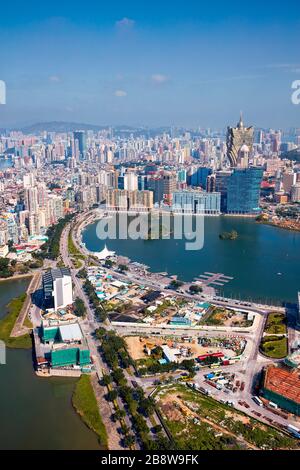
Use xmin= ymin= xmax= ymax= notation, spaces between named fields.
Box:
xmin=0 ymin=0 xmax=300 ymax=129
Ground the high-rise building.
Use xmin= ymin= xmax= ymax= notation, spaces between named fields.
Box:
xmin=162 ymin=172 xmax=177 ymax=205
xmin=206 ymin=174 xmax=216 ymax=192
xmin=177 ymin=169 xmax=187 ymax=184
xmin=29 ymin=213 xmax=40 ymax=236
xmin=43 ymin=267 xmax=73 ymax=310
xmin=282 ymin=172 xmax=297 ymax=195
xmin=138 ymin=175 xmax=149 ymax=190
xmin=226 ymin=114 xmax=254 ymax=167
xmin=197 ymin=167 xmax=212 ymax=188
xmin=148 ymin=177 xmax=164 ymax=204
xmin=291 ymin=183 xmax=300 ymax=202
xmin=215 ymin=171 xmax=232 ymax=212
xmin=172 ymin=190 xmax=221 ymax=214
xmin=24 ymin=187 xmax=39 ymax=213
xmin=106 ymin=189 xmax=153 ymax=211
xmin=7 ymin=216 xmax=19 ymax=243
xmin=23 ymin=173 xmax=35 ymax=188
xmin=73 ymin=131 xmax=87 ymax=160
xmin=226 ymin=167 xmax=263 ymax=214
xmin=0 ymin=220 xmax=8 ymax=245
xmin=124 ymin=172 xmax=138 ymax=191
xmin=37 ymin=182 xmax=48 ymax=208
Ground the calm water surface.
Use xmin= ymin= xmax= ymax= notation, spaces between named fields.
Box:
xmin=0 ymin=278 xmax=100 ymax=449
xmin=83 ymin=216 xmax=300 ymax=304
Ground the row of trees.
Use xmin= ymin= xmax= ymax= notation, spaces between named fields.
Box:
xmin=39 ymin=214 xmax=75 ymax=260
xmin=138 ymin=357 xmax=196 ymax=377
xmin=168 ymin=280 xmax=203 ymax=294
xmin=96 ymin=328 xmax=174 ymax=450
xmin=83 ymin=278 xmax=108 ymax=322
xmin=0 ymin=258 xmax=13 ymax=278
xmin=73 ymin=297 xmax=86 ymax=317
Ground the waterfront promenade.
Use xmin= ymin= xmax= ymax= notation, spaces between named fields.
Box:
xmin=10 ymin=272 xmax=40 ymax=337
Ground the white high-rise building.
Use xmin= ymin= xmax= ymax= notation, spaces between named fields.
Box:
xmin=23 ymin=173 xmax=35 ymax=189
xmin=43 ymin=268 xmax=73 ymax=311
xmin=24 ymin=187 xmax=39 ymax=213
xmin=124 ymin=172 xmax=138 ymax=191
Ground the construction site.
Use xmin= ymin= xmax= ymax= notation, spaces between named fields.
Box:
xmin=199 ymin=306 xmax=254 ymax=327
xmin=125 ymin=335 xmax=241 ymax=366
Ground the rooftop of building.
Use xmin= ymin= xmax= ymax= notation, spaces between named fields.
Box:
xmin=263 ymin=366 xmax=300 ymax=405
xmin=43 ymin=267 xmax=71 ymax=284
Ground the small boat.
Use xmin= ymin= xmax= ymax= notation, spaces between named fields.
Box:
xmin=277 ymin=272 xmax=282 ymax=275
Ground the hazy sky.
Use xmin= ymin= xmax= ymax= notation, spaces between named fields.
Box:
xmin=0 ymin=0 xmax=300 ymax=129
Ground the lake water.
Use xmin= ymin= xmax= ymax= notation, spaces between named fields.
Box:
xmin=83 ymin=216 xmax=300 ymax=305
xmin=0 ymin=278 xmax=100 ymax=449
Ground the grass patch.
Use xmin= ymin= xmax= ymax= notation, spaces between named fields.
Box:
xmin=68 ymin=231 xmax=85 ymax=259
xmin=260 ymin=335 xmax=288 ymax=359
xmin=23 ymin=314 xmax=33 ymax=329
xmin=71 ymin=257 xmax=83 ymax=269
xmin=135 ymin=356 xmax=158 ymax=368
xmin=0 ymin=293 xmax=32 ymax=348
xmin=264 ymin=312 xmax=287 ymax=335
xmin=72 ymin=375 xmax=108 ymax=448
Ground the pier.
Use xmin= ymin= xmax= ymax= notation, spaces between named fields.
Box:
xmin=195 ymin=272 xmax=234 ymax=288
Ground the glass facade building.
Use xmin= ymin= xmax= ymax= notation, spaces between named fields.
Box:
xmin=73 ymin=131 xmax=87 ymax=159
xmin=187 ymin=167 xmax=212 ymax=188
xmin=172 ymin=190 xmax=221 ymax=214
xmin=226 ymin=167 xmax=263 ymax=214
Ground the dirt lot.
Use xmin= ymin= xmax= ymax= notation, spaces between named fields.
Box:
xmin=158 ymin=391 xmax=256 ymax=449
xmin=125 ymin=335 xmax=236 ymax=361
xmin=202 ymin=307 xmax=252 ymax=327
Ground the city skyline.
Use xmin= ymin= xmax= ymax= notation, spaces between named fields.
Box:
xmin=1 ymin=0 xmax=300 ymax=128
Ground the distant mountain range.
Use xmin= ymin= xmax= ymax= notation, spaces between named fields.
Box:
xmin=18 ymin=121 xmax=114 ymax=133
xmin=0 ymin=121 xmax=179 ymax=136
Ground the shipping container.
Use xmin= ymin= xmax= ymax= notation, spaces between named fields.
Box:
xmin=252 ymin=396 xmax=263 ymax=407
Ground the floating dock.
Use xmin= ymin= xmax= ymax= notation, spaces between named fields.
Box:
xmin=194 ymin=272 xmax=234 ymax=287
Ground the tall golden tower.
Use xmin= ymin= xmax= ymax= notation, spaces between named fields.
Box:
xmin=226 ymin=113 xmax=254 ymax=167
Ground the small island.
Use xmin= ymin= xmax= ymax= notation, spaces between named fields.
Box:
xmin=219 ymin=230 xmax=238 ymax=240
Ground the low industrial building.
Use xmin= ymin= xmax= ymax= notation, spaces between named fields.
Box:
xmin=34 ymin=321 xmax=91 ymax=374
xmin=261 ymin=365 xmax=300 ymax=416
xmin=141 ymin=290 xmax=161 ymax=304
xmin=169 ymin=316 xmax=192 ymax=326
xmin=161 ymin=344 xmax=181 ymax=363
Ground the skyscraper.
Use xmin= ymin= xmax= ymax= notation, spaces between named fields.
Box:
xmin=162 ymin=172 xmax=177 ymax=205
xmin=226 ymin=113 xmax=254 ymax=167
xmin=24 ymin=187 xmax=39 ymax=213
xmin=124 ymin=172 xmax=138 ymax=191
xmin=73 ymin=131 xmax=87 ymax=160
xmin=226 ymin=167 xmax=263 ymax=214
xmin=215 ymin=170 xmax=232 ymax=212
xmin=43 ymin=267 xmax=73 ymax=310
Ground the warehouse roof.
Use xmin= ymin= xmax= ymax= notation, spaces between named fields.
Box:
xmin=59 ymin=323 xmax=82 ymax=343
xmin=263 ymin=366 xmax=300 ymax=405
